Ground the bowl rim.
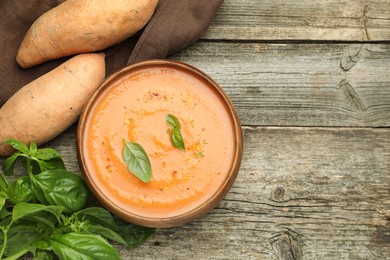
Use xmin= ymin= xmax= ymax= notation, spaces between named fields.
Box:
xmin=77 ymin=59 xmax=243 ymax=228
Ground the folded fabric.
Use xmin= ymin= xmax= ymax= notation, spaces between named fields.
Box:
xmin=0 ymin=0 xmax=223 ymax=107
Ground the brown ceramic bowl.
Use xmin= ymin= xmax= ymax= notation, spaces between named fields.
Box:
xmin=77 ymin=60 xmax=242 ymax=228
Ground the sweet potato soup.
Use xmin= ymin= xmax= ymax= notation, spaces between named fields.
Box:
xmin=80 ymin=63 xmax=238 ymax=221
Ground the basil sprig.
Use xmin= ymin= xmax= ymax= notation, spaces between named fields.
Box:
xmin=166 ymin=114 xmax=186 ymax=151
xmin=0 ymin=139 xmax=155 ymax=259
xmin=123 ymin=140 xmax=152 ymax=183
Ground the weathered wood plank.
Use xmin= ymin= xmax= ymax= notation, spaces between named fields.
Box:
xmin=204 ymin=0 xmax=390 ymax=41
xmin=8 ymin=125 xmax=388 ymax=260
xmin=121 ymin=126 xmax=390 ymax=260
xmin=170 ymin=42 xmax=390 ymax=127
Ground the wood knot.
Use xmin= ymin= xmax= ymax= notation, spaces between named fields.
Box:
xmin=271 ymin=186 xmax=286 ymax=202
xmin=271 ymin=233 xmax=303 ymax=260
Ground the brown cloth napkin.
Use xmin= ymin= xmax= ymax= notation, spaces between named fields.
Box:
xmin=0 ymin=0 xmax=223 ymax=107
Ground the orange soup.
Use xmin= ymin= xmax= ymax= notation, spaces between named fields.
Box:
xmin=79 ymin=61 xmax=240 ymax=225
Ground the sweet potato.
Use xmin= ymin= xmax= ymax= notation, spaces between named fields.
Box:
xmin=16 ymin=0 xmax=158 ymax=68
xmin=0 ymin=53 xmax=105 ymax=156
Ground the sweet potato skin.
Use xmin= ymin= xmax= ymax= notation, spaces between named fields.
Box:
xmin=0 ymin=53 xmax=105 ymax=156
xmin=16 ymin=0 xmax=158 ymax=68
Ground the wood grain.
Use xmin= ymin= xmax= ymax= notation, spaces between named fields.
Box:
xmin=171 ymin=42 xmax=390 ymax=127
xmin=203 ymin=0 xmax=390 ymax=41
xmin=8 ymin=125 xmax=387 ymax=260
xmin=2 ymin=0 xmax=390 ymax=259
xmin=120 ymin=126 xmax=390 ymax=260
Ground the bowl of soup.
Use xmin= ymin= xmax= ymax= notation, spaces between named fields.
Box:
xmin=77 ymin=60 xmax=242 ymax=228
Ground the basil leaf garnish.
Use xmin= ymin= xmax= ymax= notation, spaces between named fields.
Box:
xmin=171 ymin=129 xmax=185 ymax=151
xmin=166 ymin=114 xmax=181 ymax=129
xmin=166 ymin=114 xmax=186 ymax=151
xmin=122 ymin=140 xmax=152 ymax=183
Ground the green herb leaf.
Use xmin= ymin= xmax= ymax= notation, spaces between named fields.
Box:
xmin=0 ymin=140 xmax=155 ymax=259
xmin=12 ymin=203 xmax=63 ymax=223
xmin=75 ymin=207 xmax=155 ymax=248
xmin=171 ymin=129 xmax=185 ymax=151
xmin=36 ymin=158 xmax=66 ymax=172
xmin=5 ymin=139 xmax=29 ymax=154
xmin=123 ymin=140 xmax=152 ymax=183
xmin=2 ymin=152 xmax=25 ymax=176
xmin=166 ymin=114 xmax=186 ymax=151
xmin=84 ymin=224 xmax=128 ymax=245
xmin=8 ymin=176 xmax=34 ymax=204
xmin=0 ymin=205 xmax=10 ymax=221
xmin=76 ymin=207 xmax=118 ymax=231
xmin=50 ymin=232 xmax=120 ymax=260
xmin=35 ymin=148 xmax=60 ymax=160
xmin=34 ymin=148 xmax=66 ymax=172
xmin=114 ymin=216 xmax=155 ymax=248
xmin=166 ymin=114 xmax=181 ymax=129
xmin=29 ymin=143 xmax=38 ymax=157
xmin=33 ymin=250 xmax=53 ymax=260
xmin=3 ymin=222 xmax=42 ymax=256
xmin=33 ymin=240 xmax=52 ymax=251
xmin=0 ymin=174 xmax=9 ymax=209
xmin=30 ymin=170 xmax=89 ymax=214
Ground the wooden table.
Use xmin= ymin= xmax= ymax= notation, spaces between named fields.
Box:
xmin=11 ymin=0 xmax=390 ymax=259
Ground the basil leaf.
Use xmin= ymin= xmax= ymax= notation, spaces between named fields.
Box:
xmin=171 ymin=129 xmax=186 ymax=151
xmin=32 ymin=148 xmax=66 ymax=172
xmin=4 ymin=224 xmax=43 ymax=257
xmin=2 ymin=152 xmax=25 ymax=176
xmin=30 ymin=215 xmax=56 ymax=230
xmin=0 ymin=174 xmax=8 ymax=192
xmin=8 ymin=176 xmax=34 ymax=204
xmin=31 ymin=170 xmax=89 ymax=214
xmin=33 ymin=240 xmax=52 ymax=251
xmin=37 ymin=158 xmax=66 ymax=172
xmin=114 ymin=217 xmax=155 ymax=248
xmin=0 ymin=207 xmax=10 ymax=221
xmin=76 ymin=208 xmax=152 ymax=247
xmin=166 ymin=114 xmax=186 ymax=151
xmin=123 ymin=141 xmax=152 ymax=183
xmin=50 ymin=232 xmax=120 ymax=260
xmin=166 ymin=114 xmax=181 ymax=129
xmin=35 ymin=148 xmax=60 ymax=160
xmin=5 ymin=139 xmax=29 ymax=154
xmin=12 ymin=203 xmax=63 ymax=223
xmin=33 ymin=250 xmax=53 ymax=260
xmin=76 ymin=207 xmax=118 ymax=231
xmin=0 ymin=174 xmax=8 ymax=209
xmin=2 ymin=212 xmax=59 ymax=258
xmin=85 ymin=224 xmax=127 ymax=245
xmin=4 ymin=213 xmax=58 ymax=258
xmin=29 ymin=143 xmax=38 ymax=157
